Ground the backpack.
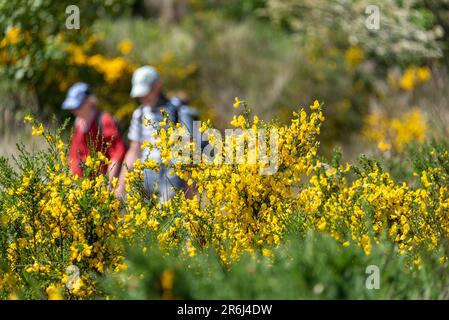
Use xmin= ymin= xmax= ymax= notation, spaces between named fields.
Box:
xmin=137 ymin=97 xmax=206 ymax=150
xmin=136 ymin=97 xmax=200 ymax=132
xmin=166 ymin=97 xmax=200 ymax=125
xmin=95 ymin=111 xmax=128 ymax=148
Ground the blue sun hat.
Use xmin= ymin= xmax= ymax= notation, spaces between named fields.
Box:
xmin=62 ymin=82 xmax=91 ymax=110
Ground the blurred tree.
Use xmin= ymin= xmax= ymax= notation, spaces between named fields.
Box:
xmin=0 ymin=0 xmax=133 ymax=118
xmin=263 ymin=0 xmax=445 ymax=66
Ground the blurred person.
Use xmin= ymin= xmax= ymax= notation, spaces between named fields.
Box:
xmin=62 ymin=82 xmax=126 ymax=183
xmin=115 ymin=66 xmax=198 ymax=201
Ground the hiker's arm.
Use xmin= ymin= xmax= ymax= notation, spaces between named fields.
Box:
xmin=106 ymin=138 xmax=127 ymax=186
xmin=178 ymin=107 xmax=197 ymax=199
xmin=107 ymin=160 xmax=122 ymax=185
xmin=182 ymin=181 xmax=196 ymax=199
xmin=100 ymin=113 xmax=127 ymax=185
xmin=115 ymin=141 xmax=141 ymax=198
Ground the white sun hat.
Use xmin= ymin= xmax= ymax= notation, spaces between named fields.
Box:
xmin=130 ymin=65 xmax=160 ymax=98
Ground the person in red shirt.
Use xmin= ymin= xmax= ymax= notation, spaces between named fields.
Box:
xmin=62 ymin=82 xmax=126 ymax=182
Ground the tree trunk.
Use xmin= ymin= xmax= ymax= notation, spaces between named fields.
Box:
xmin=140 ymin=0 xmax=188 ymax=24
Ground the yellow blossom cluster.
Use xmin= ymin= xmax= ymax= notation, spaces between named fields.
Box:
xmin=398 ymin=65 xmax=431 ymax=91
xmin=0 ymin=26 xmax=32 ymax=64
xmin=66 ymin=39 xmax=136 ymax=84
xmin=344 ymin=47 xmax=364 ymax=69
xmin=1 ymin=26 xmax=21 ymax=47
xmin=123 ymin=98 xmax=447 ymax=268
xmin=117 ymin=40 xmax=133 ymax=55
xmin=363 ymin=109 xmax=426 ymax=153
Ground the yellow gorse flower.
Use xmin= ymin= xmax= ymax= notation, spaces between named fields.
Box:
xmin=31 ymin=124 xmax=44 ymax=136
xmin=24 ymin=115 xmax=33 ymax=122
xmin=46 ymin=285 xmax=63 ymax=300
xmin=233 ymin=97 xmax=242 ymax=108
xmin=398 ymin=65 xmax=432 ymax=91
xmin=344 ymin=46 xmax=364 ymax=68
xmin=1 ymin=26 xmax=21 ymax=47
xmin=117 ymin=40 xmax=133 ymax=55
xmin=1 ymin=121 xmax=138 ymax=298
xmin=66 ymin=38 xmax=135 ymax=84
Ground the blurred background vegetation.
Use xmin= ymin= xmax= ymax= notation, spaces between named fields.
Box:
xmin=1 ymin=0 xmax=449 ymax=160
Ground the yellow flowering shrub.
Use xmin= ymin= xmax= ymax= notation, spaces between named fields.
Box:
xmin=117 ymin=40 xmax=133 ymax=56
xmin=0 ymin=26 xmax=33 ymax=65
xmin=66 ymin=35 xmax=136 ymax=85
xmin=126 ymin=100 xmax=324 ymax=263
xmin=62 ymin=38 xmax=199 ymax=127
xmin=0 ymin=117 xmax=135 ymax=299
xmin=298 ymin=146 xmax=449 ymax=266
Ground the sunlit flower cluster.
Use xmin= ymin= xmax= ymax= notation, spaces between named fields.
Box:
xmin=363 ymin=109 xmax=426 ymax=153
xmin=397 ymin=65 xmax=431 ymax=91
xmin=0 ymin=26 xmax=32 ymax=64
xmin=344 ymin=46 xmax=364 ymax=69
xmin=66 ymin=38 xmax=136 ymax=84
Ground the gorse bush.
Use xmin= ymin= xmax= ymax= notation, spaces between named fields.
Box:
xmin=1 ymin=100 xmax=449 ymax=299
xmin=0 ymin=117 xmax=135 ymax=299
xmin=125 ymin=100 xmax=324 ymax=264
